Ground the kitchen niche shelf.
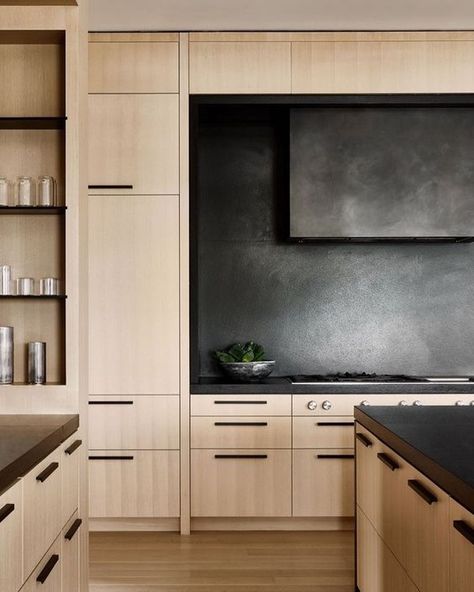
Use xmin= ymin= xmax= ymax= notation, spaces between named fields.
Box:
xmin=0 ymin=295 xmax=67 ymax=299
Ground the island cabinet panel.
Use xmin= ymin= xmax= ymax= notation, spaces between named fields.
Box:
xmin=191 ymin=394 xmax=291 ymax=416
xmin=449 ymin=499 xmax=474 ymax=592
xmin=357 ymin=507 xmax=419 ymax=592
xmin=0 ymin=480 xmax=23 ymax=592
xmin=88 ymin=195 xmax=180 ymax=395
xmin=89 ymin=450 xmax=180 ymax=518
xmin=21 ymin=536 xmax=62 ymax=592
xmin=191 ymin=449 xmax=291 ymax=517
xmin=189 ymin=41 xmax=291 ymax=94
xmin=293 ymin=449 xmax=354 ymax=517
xmin=61 ymin=512 xmax=81 ymax=592
xmin=291 ymin=40 xmax=474 ymax=93
xmin=61 ymin=434 xmax=81 ymax=526
xmin=88 ymin=94 xmax=179 ymax=195
xmin=89 ymin=39 xmax=179 ymax=93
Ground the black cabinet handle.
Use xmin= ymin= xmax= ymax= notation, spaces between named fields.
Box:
xmin=89 ymin=455 xmax=134 ymax=460
xmin=65 ymin=440 xmax=82 ymax=456
xmin=214 ymin=422 xmax=268 ymax=426
xmin=214 ymin=454 xmax=268 ymax=459
xmin=377 ymin=452 xmax=400 ymax=471
xmin=407 ymin=479 xmax=438 ymax=505
xmin=0 ymin=503 xmax=14 ymax=524
xmin=64 ymin=518 xmax=83 ymax=541
xmin=89 ymin=400 xmax=134 ymax=405
xmin=36 ymin=554 xmax=59 ymax=584
xmin=317 ymin=454 xmax=355 ymax=459
xmin=213 ymin=400 xmax=267 ymax=405
xmin=317 ymin=422 xmax=355 ymax=427
xmin=36 ymin=462 xmax=59 ymax=483
xmin=356 ymin=433 xmax=372 ymax=447
xmin=88 ymin=184 xmax=133 ymax=189
xmin=453 ymin=520 xmax=474 ymax=545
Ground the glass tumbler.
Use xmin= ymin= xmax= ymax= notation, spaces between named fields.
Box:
xmin=37 ymin=176 xmax=57 ymax=207
xmin=16 ymin=176 xmax=35 ymax=206
xmin=0 ymin=177 xmax=10 ymax=206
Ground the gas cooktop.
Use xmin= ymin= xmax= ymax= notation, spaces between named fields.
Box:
xmin=289 ymin=373 xmax=473 ymax=384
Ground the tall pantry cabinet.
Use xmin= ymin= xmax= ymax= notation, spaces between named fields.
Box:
xmin=88 ymin=33 xmax=186 ymax=531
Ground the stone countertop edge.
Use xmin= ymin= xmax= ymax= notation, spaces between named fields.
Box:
xmin=354 ymin=407 xmax=474 ymax=514
xmin=0 ymin=414 xmax=79 ymax=496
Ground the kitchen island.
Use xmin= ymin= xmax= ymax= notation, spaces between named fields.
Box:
xmin=355 ymin=406 xmax=474 ymax=592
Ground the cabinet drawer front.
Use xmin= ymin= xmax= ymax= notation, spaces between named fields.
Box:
xmin=61 ymin=433 xmax=81 ymax=525
xmin=62 ymin=512 xmax=81 ymax=592
xmin=89 ymin=450 xmax=179 ymax=518
xmin=0 ymin=480 xmax=23 ymax=592
xmin=21 ymin=536 xmax=61 ymax=592
xmin=293 ymin=449 xmax=355 ymax=517
xmin=88 ymin=94 xmax=179 ymax=195
xmin=23 ymin=449 xmax=62 ymax=579
xmin=192 ymin=417 xmax=291 ymax=449
xmin=191 ymin=394 xmax=291 ymax=416
xmin=293 ymin=416 xmax=355 ymax=448
xmin=449 ymin=499 xmax=474 ymax=592
xmin=89 ymin=396 xmax=179 ymax=449
xmin=191 ymin=449 xmax=291 ymax=517
xmin=89 ymin=41 xmax=179 ymax=93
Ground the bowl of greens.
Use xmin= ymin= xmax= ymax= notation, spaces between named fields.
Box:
xmin=215 ymin=342 xmax=275 ymax=382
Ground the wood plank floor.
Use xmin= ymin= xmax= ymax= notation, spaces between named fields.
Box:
xmin=89 ymin=530 xmax=355 ymax=591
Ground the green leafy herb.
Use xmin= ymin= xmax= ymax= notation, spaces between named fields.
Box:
xmin=215 ymin=341 xmax=266 ymax=363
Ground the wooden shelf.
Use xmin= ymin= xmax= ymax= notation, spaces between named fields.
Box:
xmin=0 ymin=117 xmax=66 ymax=130
xmin=0 ymin=206 xmax=67 ymax=215
xmin=0 ymin=295 xmax=67 ymax=300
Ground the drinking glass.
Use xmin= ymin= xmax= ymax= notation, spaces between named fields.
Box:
xmin=37 ymin=176 xmax=57 ymax=207
xmin=16 ymin=176 xmax=35 ymax=206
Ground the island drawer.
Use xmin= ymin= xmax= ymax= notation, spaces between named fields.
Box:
xmin=293 ymin=416 xmax=355 ymax=448
xmin=191 ymin=394 xmax=291 ymax=416
xmin=0 ymin=480 xmax=23 ymax=592
xmin=192 ymin=416 xmax=291 ymax=448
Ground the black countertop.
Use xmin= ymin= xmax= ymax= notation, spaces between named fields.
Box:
xmin=355 ymin=406 xmax=474 ymax=513
xmin=0 ymin=414 xmax=79 ymax=495
xmin=192 ymin=377 xmax=474 ymax=395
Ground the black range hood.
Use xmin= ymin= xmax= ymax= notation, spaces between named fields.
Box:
xmin=289 ymin=104 xmax=474 ymax=243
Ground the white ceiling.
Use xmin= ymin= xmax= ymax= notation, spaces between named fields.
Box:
xmin=90 ymin=0 xmax=474 ymax=32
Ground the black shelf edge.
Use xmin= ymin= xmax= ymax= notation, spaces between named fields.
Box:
xmin=0 ymin=117 xmax=67 ymax=130
xmin=0 ymin=206 xmax=67 ymax=215
xmin=0 ymin=295 xmax=67 ymax=300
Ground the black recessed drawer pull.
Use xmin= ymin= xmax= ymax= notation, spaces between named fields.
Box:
xmin=317 ymin=454 xmax=355 ymax=459
xmin=36 ymin=462 xmax=59 ymax=483
xmin=356 ymin=433 xmax=372 ymax=447
xmin=88 ymin=400 xmax=134 ymax=405
xmin=214 ymin=422 xmax=268 ymax=427
xmin=214 ymin=454 xmax=268 ymax=459
xmin=65 ymin=439 xmax=82 ymax=455
xmin=36 ymin=554 xmax=59 ymax=584
xmin=64 ymin=518 xmax=83 ymax=541
xmin=214 ymin=400 xmax=267 ymax=405
xmin=317 ymin=422 xmax=355 ymax=427
xmin=89 ymin=455 xmax=134 ymax=460
xmin=0 ymin=503 xmax=14 ymax=524
xmin=453 ymin=520 xmax=474 ymax=545
xmin=377 ymin=452 xmax=400 ymax=471
xmin=88 ymin=184 xmax=133 ymax=189
xmin=407 ymin=479 xmax=438 ymax=505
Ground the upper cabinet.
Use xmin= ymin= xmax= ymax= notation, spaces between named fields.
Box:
xmin=88 ymin=93 xmax=179 ymax=194
xmin=89 ymin=35 xmax=179 ymax=93
xmin=189 ymin=35 xmax=291 ymax=94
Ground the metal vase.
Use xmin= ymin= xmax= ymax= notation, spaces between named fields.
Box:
xmin=0 ymin=326 xmax=14 ymax=384
xmin=28 ymin=342 xmax=46 ymax=385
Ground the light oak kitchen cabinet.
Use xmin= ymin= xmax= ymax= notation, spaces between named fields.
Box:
xmin=449 ymin=499 xmax=474 ymax=592
xmin=0 ymin=480 xmax=23 ymax=592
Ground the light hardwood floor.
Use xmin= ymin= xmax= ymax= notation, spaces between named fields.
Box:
xmin=89 ymin=531 xmax=354 ymax=591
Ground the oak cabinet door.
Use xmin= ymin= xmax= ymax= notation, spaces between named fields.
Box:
xmin=0 ymin=480 xmax=23 ymax=592
xmin=21 ymin=536 xmax=62 ymax=592
xmin=293 ymin=416 xmax=355 ymax=448
xmin=191 ymin=394 xmax=291 ymax=416
xmin=61 ymin=434 xmax=82 ymax=525
xmin=61 ymin=512 xmax=82 ymax=592
xmin=88 ymin=94 xmax=179 ymax=195
xmin=449 ymin=499 xmax=474 ymax=592
xmin=89 ymin=195 xmax=180 ymax=395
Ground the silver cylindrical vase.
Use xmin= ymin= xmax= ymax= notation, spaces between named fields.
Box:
xmin=0 ymin=326 xmax=14 ymax=384
xmin=28 ymin=341 xmax=46 ymax=385
xmin=0 ymin=265 xmax=11 ymax=295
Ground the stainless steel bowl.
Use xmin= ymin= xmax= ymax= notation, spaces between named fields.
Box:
xmin=220 ymin=361 xmax=275 ymax=382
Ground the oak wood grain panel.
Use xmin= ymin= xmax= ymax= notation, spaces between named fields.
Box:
xmin=191 ymin=449 xmax=291 ymax=517
xmin=89 ymin=450 xmax=180 ymax=518
xmin=89 ymin=41 xmax=178 ymax=93
xmin=292 ymin=40 xmax=474 ymax=93
xmin=191 ymin=416 xmax=291 ymax=449
xmin=62 ymin=511 xmax=80 ymax=592
xmin=0 ymin=480 xmax=22 ymax=592
xmin=189 ymin=41 xmax=291 ymax=94
xmin=88 ymin=395 xmax=180 ymax=450
xmin=21 ymin=535 xmax=62 ymax=592
xmin=189 ymin=32 xmax=474 ymax=42
xmin=88 ymin=195 xmax=180 ymax=395
xmin=61 ymin=433 xmax=80 ymax=524
xmin=293 ymin=449 xmax=354 ymax=518
xmin=449 ymin=498 xmax=474 ymax=592
xmin=293 ymin=416 xmax=355 ymax=448
xmin=191 ymin=394 xmax=291 ymax=416
xmin=88 ymin=94 xmax=179 ymax=195
xmin=89 ymin=33 xmax=179 ymax=43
